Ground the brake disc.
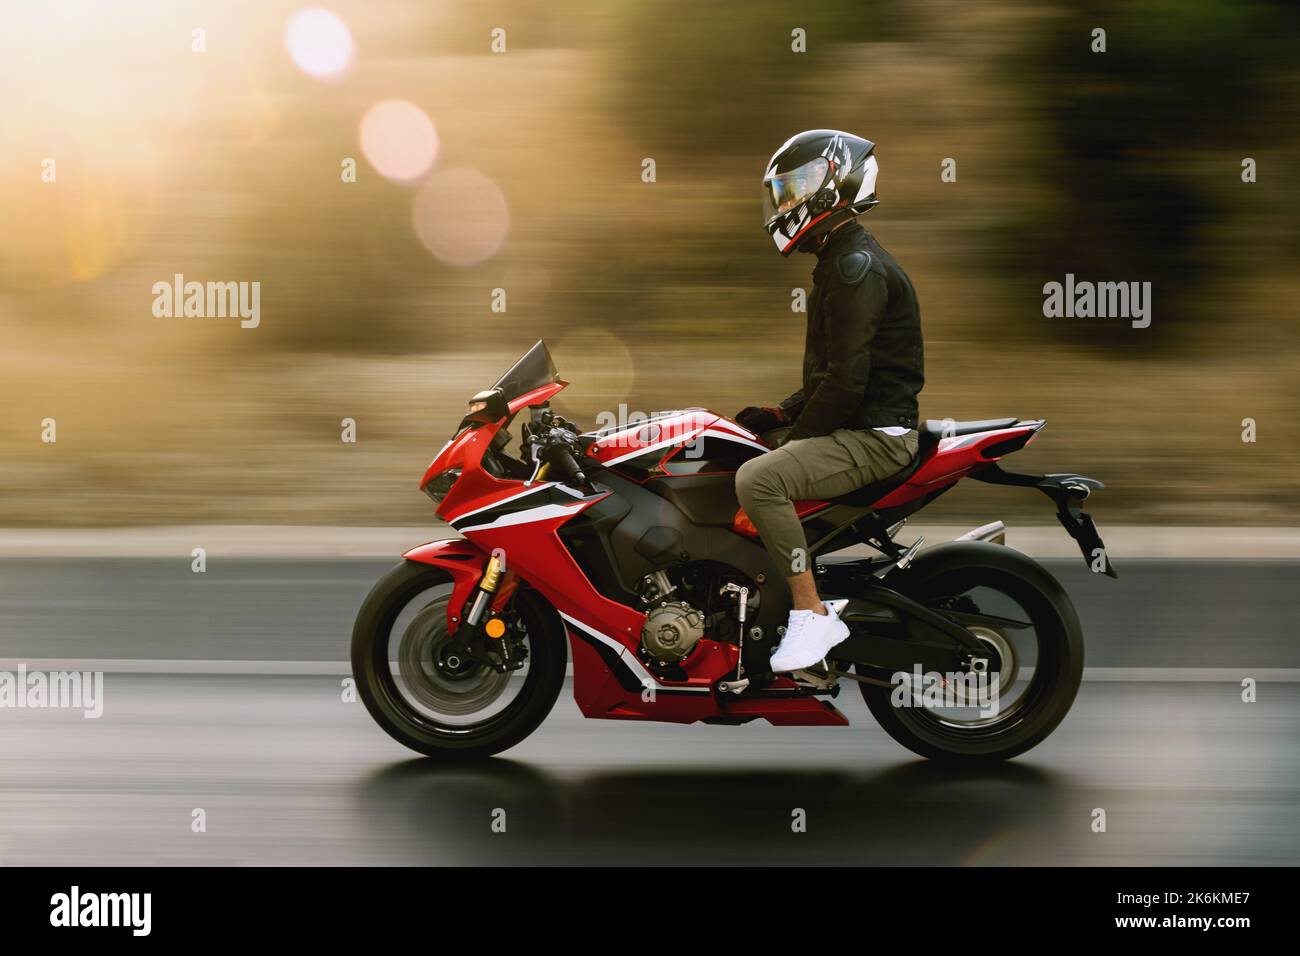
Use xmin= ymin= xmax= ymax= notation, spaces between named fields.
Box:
xmin=397 ymin=600 xmax=512 ymax=717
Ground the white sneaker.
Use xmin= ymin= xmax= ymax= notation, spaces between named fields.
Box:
xmin=769 ymin=600 xmax=850 ymax=672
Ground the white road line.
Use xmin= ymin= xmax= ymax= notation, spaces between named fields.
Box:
xmin=3 ymin=525 xmax=1300 ymax=558
xmin=0 ymin=660 xmax=1296 ymax=681
xmin=0 ymin=659 xmax=354 ymax=675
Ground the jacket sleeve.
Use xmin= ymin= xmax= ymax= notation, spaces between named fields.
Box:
xmin=778 ymin=388 xmax=806 ymax=421
xmin=785 ymin=269 xmax=887 ymax=442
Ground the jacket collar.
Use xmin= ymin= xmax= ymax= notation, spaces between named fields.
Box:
xmin=814 ymin=219 xmax=866 ymax=261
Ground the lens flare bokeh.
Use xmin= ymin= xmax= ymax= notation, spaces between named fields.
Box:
xmin=285 ymin=7 xmax=355 ymax=82
xmin=359 ymin=100 xmax=439 ymax=183
xmin=411 ymin=168 xmax=510 ymax=267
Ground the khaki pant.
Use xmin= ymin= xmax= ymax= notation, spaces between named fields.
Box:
xmin=735 ymin=428 xmax=919 ymax=576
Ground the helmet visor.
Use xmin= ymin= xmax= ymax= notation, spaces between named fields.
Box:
xmin=762 ymin=157 xmax=829 ymax=224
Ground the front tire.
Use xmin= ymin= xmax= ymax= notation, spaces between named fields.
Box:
xmin=351 ymin=560 xmax=567 ymax=759
xmin=857 ymin=542 xmax=1085 ymax=764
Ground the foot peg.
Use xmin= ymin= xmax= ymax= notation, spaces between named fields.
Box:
xmin=790 ymin=661 xmax=837 ymax=690
xmin=874 ymin=537 xmax=924 ymax=578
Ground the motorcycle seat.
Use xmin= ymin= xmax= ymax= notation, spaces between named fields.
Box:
xmin=828 ymin=449 xmax=926 ymax=508
xmin=922 ymin=417 xmax=1019 ymax=438
xmin=827 ymin=420 xmax=1019 ymax=507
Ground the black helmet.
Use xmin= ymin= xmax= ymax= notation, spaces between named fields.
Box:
xmin=762 ymin=130 xmax=879 ymax=256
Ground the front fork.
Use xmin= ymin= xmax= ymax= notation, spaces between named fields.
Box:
xmin=443 ymin=555 xmax=523 ymax=674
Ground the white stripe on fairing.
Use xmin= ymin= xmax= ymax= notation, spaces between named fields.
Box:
xmin=550 ymin=483 xmax=590 ymax=499
xmin=585 ymin=421 xmax=667 ymax=442
xmin=698 ymin=428 xmax=769 ymax=453
xmin=457 ymin=501 xmax=586 ymax=533
xmin=710 ymin=420 xmax=760 ymax=441
xmin=937 ymin=434 xmax=983 ymax=452
xmin=448 ymin=481 xmax=558 ymax=524
xmin=582 ymin=411 xmax=707 ymax=441
xmin=557 ymin=611 xmax=710 ymax=693
xmin=936 ymin=427 xmax=1024 ymax=453
xmin=598 ymin=424 xmax=768 ymax=469
xmin=600 ymin=429 xmax=705 ymax=467
xmin=584 ymin=423 xmax=641 ymax=442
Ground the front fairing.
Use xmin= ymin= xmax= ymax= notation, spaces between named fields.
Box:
xmin=419 ymin=380 xmax=569 ymax=519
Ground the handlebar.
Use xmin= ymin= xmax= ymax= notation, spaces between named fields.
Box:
xmin=524 ymin=407 xmax=594 ymax=488
xmin=544 ymin=440 xmax=587 ymax=486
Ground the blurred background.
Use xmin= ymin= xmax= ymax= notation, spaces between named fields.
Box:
xmin=1 ymin=0 xmax=1297 ymax=527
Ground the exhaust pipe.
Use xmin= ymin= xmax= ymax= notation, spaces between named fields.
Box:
xmin=955 ymin=520 xmax=1006 ymax=545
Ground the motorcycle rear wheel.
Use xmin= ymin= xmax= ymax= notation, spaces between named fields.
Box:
xmin=857 ymin=542 xmax=1084 ymax=764
xmin=351 ymin=560 xmax=567 ymax=759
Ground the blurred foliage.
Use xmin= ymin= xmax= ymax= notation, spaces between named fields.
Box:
xmin=996 ymin=0 xmax=1300 ymax=350
xmin=0 ymin=0 xmax=1296 ymax=526
xmin=604 ymin=0 xmax=905 ymax=158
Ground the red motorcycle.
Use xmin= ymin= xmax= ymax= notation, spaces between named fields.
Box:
xmin=353 ymin=341 xmax=1115 ymax=763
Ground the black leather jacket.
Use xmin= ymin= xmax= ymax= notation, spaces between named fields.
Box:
xmin=780 ymin=221 xmax=924 ymax=441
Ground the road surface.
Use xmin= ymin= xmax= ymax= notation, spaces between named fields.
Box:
xmin=0 ymin=555 xmax=1295 ymax=865
xmin=0 ymin=676 xmax=1294 ymax=866
xmin=0 ymin=557 xmax=1296 ymax=667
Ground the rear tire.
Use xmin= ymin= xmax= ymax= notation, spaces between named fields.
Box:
xmin=351 ymin=561 xmax=567 ymax=759
xmin=857 ymin=542 xmax=1084 ymax=764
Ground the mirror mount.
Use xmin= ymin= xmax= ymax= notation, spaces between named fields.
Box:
xmin=460 ymin=387 xmax=509 ymax=428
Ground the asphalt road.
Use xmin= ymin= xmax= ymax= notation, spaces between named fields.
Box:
xmin=1 ymin=557 xmax=1297 ymax=667
xmin=0 ymin=557 xmax=1295 ymax=866
xmin=0 ymin=675 xmax=1295 ymax=866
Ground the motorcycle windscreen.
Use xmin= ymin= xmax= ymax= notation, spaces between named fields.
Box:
xmin=491 ymin=340 xmax=560 ymax=403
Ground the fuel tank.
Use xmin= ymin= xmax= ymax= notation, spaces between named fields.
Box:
xmin=583 ymin=409 xmax=768 ymax=482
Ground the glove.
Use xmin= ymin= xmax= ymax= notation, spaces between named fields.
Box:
xmin=733 ymin=405 xmax=785 ymax=435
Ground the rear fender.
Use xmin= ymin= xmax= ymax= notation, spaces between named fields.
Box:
xmin=817 ymin=541 xmax=1077 ymax=672
xmin=969 ymin=464 xmax=1117 ymax=577
xmin=402 ymin=538 xmax=490 ymax=634
xmin=896 ymin=540 xmax=1083 ymax=643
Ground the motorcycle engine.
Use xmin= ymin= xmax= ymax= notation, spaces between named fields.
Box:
xmin=641 ymin=601 xmax=705 ymax=664
xmin=637 ymin=566 xmax=759 ymax=666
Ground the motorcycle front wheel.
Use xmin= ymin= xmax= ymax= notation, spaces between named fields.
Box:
xmin=856 ymin=542 xmax=1085 ymax=764
xmin=351 ymin=560 xmax=567 ymax=759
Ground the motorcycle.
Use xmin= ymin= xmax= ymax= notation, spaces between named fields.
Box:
xmin=352 ymin=340 xmax=1115 ymax=763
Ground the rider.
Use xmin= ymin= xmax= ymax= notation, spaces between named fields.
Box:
xmin=735 ymin=130 xmax=925 ymax=673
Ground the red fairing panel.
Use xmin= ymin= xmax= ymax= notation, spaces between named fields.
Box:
xmin=508 ymin=381 xmax=567 ymax=415
xmin=731 ymin=422 xmax=1044 ymax=534
xmin=871 ymin=423 xmax=1042 ymax=509
xmin=732 ymin=499 xmax=831 ymax=537
xmin=457 ymin=497 xmax=841 ymax=725
xmin=585 ymin=410 xmax=767 ymax=479
xmin=418 ymin=380 xmax=569 ymax=493
xmin=411 ymin=386 xmax=851 ymax=725
xmin=401 ymin=538 xmax=491 ymax=636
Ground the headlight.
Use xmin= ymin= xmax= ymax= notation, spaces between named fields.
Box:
xmin=423 ymin=467 xmax=461 ymax=506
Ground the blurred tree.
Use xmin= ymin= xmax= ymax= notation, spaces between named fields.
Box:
xmin=996 ymin=0 xmax=1299 ymax=351
xmin=604 ymin=0 xmax=905 ymax=159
